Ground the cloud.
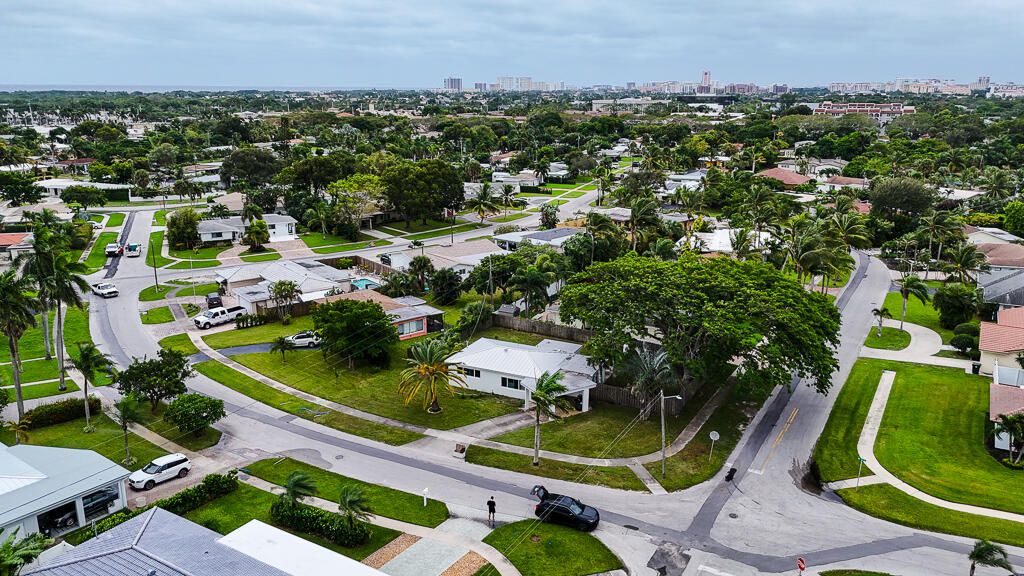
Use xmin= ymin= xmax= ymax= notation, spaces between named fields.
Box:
xmin=0 ymin=0 xmax=1020 ymax=87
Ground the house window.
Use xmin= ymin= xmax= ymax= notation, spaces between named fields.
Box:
xmin=397 ymin=319 xmax=425 ymax=335
xmin=462 ymin=367 xmax=480 ymax=378
xmin=501 ymin=377 xmax=523 ymax=390
xmin=211 ymin=232 xmax=222 ymax=239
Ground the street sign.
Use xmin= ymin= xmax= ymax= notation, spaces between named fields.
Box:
xmin=710 ymin=431 xmax=720 ymax=441
xmin=797 ymin=557 xmax=806 ymax=572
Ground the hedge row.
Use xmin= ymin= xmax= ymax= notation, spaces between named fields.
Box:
xmin=25 ymin=397 xmax=102 ymax=429
xmin=270 ymin=499 xmax=369 ymax=547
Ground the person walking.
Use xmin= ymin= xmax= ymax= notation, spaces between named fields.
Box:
xmin=487 ymin=496 xmax=496 ymax=527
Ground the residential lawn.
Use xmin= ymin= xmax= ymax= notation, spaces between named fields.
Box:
xmin=490 ymin=213 xmax=529 ymax=223
xmin=246 ymin=458 xmax=449 ymax=527
xmin=158 ymin=333 xmax=200 ymax=355
xmin=193 ymin=361 xmax=421 ymax=445
xmin=312 ymin=239 xmax=393 ymax=255
xmin=182 ymin=301 xmax=199 ymax=318
xmin=482 ymin=520 xmax=623 ymax=576
xmin=63 ymin=304 xmax=112 ymax=387
xmin=140 ymin=306 xmax=175 ymax=324
xmin=874 ymin=361 xmax=1024 ymax=514
xmin=935 ymin=350 xmax=969 ymax=359
xmin=176 ymin=282 xmax=221 ymax=297
xmin=202 ymin=317 xmax=316 ymax=349
xmin=3 ymin=358 xmax=61 ymax=384
xmin=103 ymin=212 xmax=126 ymax=227
xmin=518 ymin=192 xmax=556 ymax=198
xmin=88 ymin=214 xmax=103 ymax=223
xmin=84 ymin=232 xmax=119 ymax=271
xmin=430 ymin=291 xmax=486 ymax=326
xmin=147 ymin=231 xmax=175 ymax=268
xmin=881 ymin=291 xmax=976 ymax=344
xmin=645 ymin=384 xmax=772 ymax=491
xmin=406 ymin=223 xmax=484 ymax=241
xmin=561 ymin=191 xmax=586 ymax=198
xmin=135 ymin=402 xmax=222 ymax=451
xmin=0 ymin=414 xmax=168 ymax=471
xmin=814 ymin=359 xmax=887 ymax=482
xmin=863 ymin=327 xmax=911 ymax=351
xmin=470 ymin=326 xmax=547 ymax=346
xmin=167 ymin=259 xmax=221 ymax=269
xmin=838 ymin=484 xmax=1024 ymax=548
xmin=376 ymin=225 xmax=407 ymax=236
xmin=492 ymin=388 xmax=715 ymax=459
xmin=385 ymin=218 xmax=462 ymax=234
xmin=241 ymin=251 xmax=281 ymax=262
xmin=153 ymin=210 xmax=168 ymax=226
xmin=3 ymin=379 xmax=79 ymax=401
xmin=466 ymin=445 xmax=645 ymax=491
xmin=300 ymin=232 xmax=374 ymax=248
xmin=139 ymin=284 xmax=174 ymax=301
xmin=232 ymin=346 xmax=519 ymax=429
xmin=0 ymin=312 xmax=52 ymax=362
xmin=545 ymin=199 xmax=568 ymax=206
xmin=183 ymin=483 xmax=401 ymax=561
xmin=170 ymin=243 xmax=233 ymax=260
xmin=541 ymin=183 xmax=583 ymax=190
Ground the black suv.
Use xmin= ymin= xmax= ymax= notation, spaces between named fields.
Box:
xmin=206 ymin=293 xmax=223 ymax=309
xmin=531 ymin=485 xmax=600 ymax=531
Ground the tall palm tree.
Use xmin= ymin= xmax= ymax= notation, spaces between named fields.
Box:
xmin=628 ymin=197 xmax=660 ymax=252
xmin=281 ymin=470 xmax=317 ymax=505
xmin=918 ymin=211 xmax=952 ymax=279
xmin=408 ymin=255 xmax=435 ymax=290
xmin=15 ymin=226 xmax=57 ymax=361
xmin=399 ymin=339 xmax=466 ymax=414
xmin=511 ymin=265 xmax=555 ymax=315
xmin=626 ymin=348 xmax=672 ymax=418
xmin=50 ymin=253 xmax=90 ymax=392
xmin=242 ymin=219 xmax=270 ymax=252
xmin=643 ymin=238 xmax=677 ymax=261
xmin=304 ymin=201 xmax=332 ymax=236
xmin=69 ymin=342 xmax=111 ymax=432
xmin=269 ymin=279 xmax=300 ymax=319
xmin=944 ymin=243 xmax=989 ymax=284
xmin=0 ymin=270 xmax=40 ymax=420
xmin=499 ymin=184 xmax=517 ymax=218
xmin=992 ymin=413 xmax=1024 ymax=465
xmin=270 ymin=336 xmax=296 ymax=362
xmin=112 ymin=395 xmax=142 ymax=466
xmin=829 ymin=213 xmax=871 ymax=250
xmin=465 ymin=184 xmax=499 ymax=223
xmin=967 ymin=539 xmax=1012 ymax=576
xmin=895 ymin=275 xmax=930 ymax=331
xmin=530 ymin=371 xmax=571 ymax=466
xmin=337 ymin=484 xmax=373 ymax=530
xmin=871 ymin=307 xmax=892 ymax=338
xmin=241 ymin=202 xmax=263 ymax=223
xmin=0 ymin=528 xmax=52 ymax=576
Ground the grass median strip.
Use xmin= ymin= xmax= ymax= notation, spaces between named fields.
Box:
xmin=814 ymin=358 xmax=887 ymax=482
xmin=312 ymin=239 xmax=393 ymax=255
xmin=158 ymin=333 xmax=200 ymax=355
xmin=482 ymin=520 xmax=622 ymax=576
xmin=167 ymin=259 xmax=221 ymax=269
xmin=465 ymin=445 xmax=646 ymax=491
xmin=139 ymin=284 xmax=174 ymax=301
xmin=104 ymin=212 xmax=126 ymax=227
xmin=136 ymin=402 xmax=222 ymax=451
xmin=84 ymin=231 xmax=119 ymax=272
xmin=406 ymin=223 xmax=484 ymax=241
xmin=147 ymin=231 xmax=175 ymax=268
xmin=863 ymin=327 xmax=911 ymax=351
xmin=2 ymin=379 xmax=79 ymax=401
xmin=193 ymin=360 xmax=422 ymax=445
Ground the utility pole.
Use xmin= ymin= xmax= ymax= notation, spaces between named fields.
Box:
xmin=660 ymin=390 xmax=683 ymax=478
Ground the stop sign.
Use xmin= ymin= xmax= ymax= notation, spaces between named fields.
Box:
xmin=797 ymin=557 xmax=807 ymax=571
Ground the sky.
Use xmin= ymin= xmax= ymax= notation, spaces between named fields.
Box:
xmin=2 ymin=0 xmax=1021 ymax=89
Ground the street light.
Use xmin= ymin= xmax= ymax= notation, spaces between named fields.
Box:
xmin=661 ymin=390 xmax=683 ymax=479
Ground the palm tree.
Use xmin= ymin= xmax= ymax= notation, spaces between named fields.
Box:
xmin=967 ymin=539 xmax=1012 ymax=576
xmin=992 ymin=413 xmax=1024 ymax=465
xmin=408 ymin=255 xmax=435 ymax=290
xmin=15 ymin=227 xmax=57 ymax=361
xmin=829 ymin=213 xmax=871 ymax=250
xmin=269 ymin=279 xmax=300 ymax=319
xmin=0 ymin=527 xmax=52 ymax=576
xmin=871 ymin=307 xmax=892 ymax=338
xmin=628 ymin=197 xmax=659 ymax=252
xmin=69 ymin=342 xmax=111 ymax=432
xmin=465 ymin=184 xmax=499 ymax=223
xmin=4 ymin=418 xmax=30 ymax=445
xmin=511 ymin=265 xmax=555 ymax=315
xmin=241 ymin=202 xmax=263 ymax=223
xmin=0 ymin=270 xmax=40 ymax=420
xmin=643 ymin=238 xmax=677 ymax=261
xmin=337 ymin=484 xmax=373 ymax=530
xmin=242 ymin=219 xmax=270 ymax=252
xmin=280 ymin=470 xmax=317 ymax=506
xmin=530 ymin=371 xmax=571 ymax=466
xmin=398 ymin=339 xmax=466 ymax=414
xmin=917 ymin=211 xmax=953 ymax=279
xmin=499 ymin=184 xmax=517 ymax=218
xmin=50 ymin=253 xmax=89 ymax=392
xmin=944 ymin=243 xmax=989 ymax=284
xmin=112 ymin=395 xmax=142 ymax=466
xmin=895 ymin=275 xmax=930 ymax=331
xmin=270 ymin=336 xmax=296 ymax=362
xmin=380 ymin=271 xmax=419 ymax=297
xmin=304 ymin=201 xmax=332 ymax=236
xmin=626 ymin=348 xmax=672 ymax=419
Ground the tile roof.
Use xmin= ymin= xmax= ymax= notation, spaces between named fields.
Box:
xmin=825 ymin=175 xmax=869 ymax=186
xmin=755 ymin=168 xmax=812 ymax=186
xmin=990 ymin=383 xmax=1024 ymax=422
xmin=980 ymin=321 xmax=1024 ymax=353
xmin=0 ymin=232 xmax=31 ymax=246
xmin=999 ymin=307 xmax=1024 ymax=328
xmin=977 ymin=243 xmax=1024 ymax=268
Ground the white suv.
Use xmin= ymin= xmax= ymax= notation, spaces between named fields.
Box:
xmin=128 ymin=453 xmax=192 ymax=490
xmin=285 ymin=330 xmax=321 ymax=348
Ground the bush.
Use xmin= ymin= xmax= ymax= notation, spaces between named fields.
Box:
xmin=104 ymin=188 xmax=130 ymax=202
xmin=954 ymin=323 xmax=980 ymax=336
xmin=932 ymin=283 xmax=980 ymax=329
xmin=950 ymin=334 xmax=978 ymax=355
xmin=270 ymin=500 xmax=369 ymax=547
xmin=235 ymin=313 xmax=270 ymax=329
xmin=334 ymin=257 xmax=354 ymax=269
xmin=282 ymin=313 xmax=292 ymax=326
xmin=25 ymin=397 xmax=102 ymax=429
xmin=165 ymin=393 xmax=226 ymax=436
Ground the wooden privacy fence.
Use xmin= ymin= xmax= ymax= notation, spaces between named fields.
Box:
xmin=490 ymin=314 xmax=593 ymax=343
xmin=318 ymin=255 xmax=395 ymax=277
xmin=590 ymin=384 xmax=685 ymax=417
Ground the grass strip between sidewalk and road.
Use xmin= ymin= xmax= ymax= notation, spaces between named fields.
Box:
xmin=465 ymin=445 xmax=646 ymax=492
xmin=482 ymin=520 xmax=622 ymax=576
xmin=140 ymin=306 xmax=175 ymax=324
xmin=84 ymin=232 xmax=119 ymax=272
xmin=814 ymin=358 xmax=886 ymax=482
xmin=158 ymin=333 xmax=200 ymax=355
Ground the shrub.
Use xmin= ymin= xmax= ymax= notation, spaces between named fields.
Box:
xmin=270 ymin=500 xmax=369 ymax=547
xmin=333 ymin=257 xmax=354 ymax=269
xmin=104 ymin=188 xmax=130 ymax=202
xmin=932 ymin=283 xmax=979 ymax=329
xmin=950 ymin=334 xmax=977 ymax=355
xmin=954 ymin=323 xmax=980 ymax=336
xmin=235 ymin=313 xmax=270 ymax=329
xmin=282 ymin=313 xmax=292 ymax=326
xmin=25 ymin=397 xmax=102 ymax=429
xmin=165 ymin=393 xmax=226 ymax=436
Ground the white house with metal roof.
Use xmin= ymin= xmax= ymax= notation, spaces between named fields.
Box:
xmin=492 ymin=228 xmax=582 ymax=252
xmin=0 ymin=444 xmax=129 ymax=540
xmin=217 ymin=260 xmax=352 ymax=314
xmin=197 ymin=214 xmax=298 ymax=244
xmin=446 ymin=338 xmax=598 ymax=411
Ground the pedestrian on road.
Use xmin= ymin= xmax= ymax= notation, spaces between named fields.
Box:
xmin=487 ymin=496 xmax=496 ymax=527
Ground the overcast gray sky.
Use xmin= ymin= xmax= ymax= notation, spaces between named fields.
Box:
xmin=2 ymin=0 xmax=1019 ymax=89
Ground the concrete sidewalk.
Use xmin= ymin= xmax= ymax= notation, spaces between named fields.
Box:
xmin=859 ymin=319 xmax=972 ymax=371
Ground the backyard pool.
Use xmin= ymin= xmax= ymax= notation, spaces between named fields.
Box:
xmin=352 ymin=278 xmax=381 ymax=290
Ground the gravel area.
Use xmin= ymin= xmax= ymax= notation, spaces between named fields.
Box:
xmin=440 ymin=552 xmax=488 ymax=576
xmin=362 ymin=533 xmax=420 ymax=569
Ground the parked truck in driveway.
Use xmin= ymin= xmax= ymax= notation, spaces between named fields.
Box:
xmin=192 ymin=305 xmax=246 ymax=329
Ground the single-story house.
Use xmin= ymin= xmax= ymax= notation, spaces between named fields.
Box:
xmin=198 ymin=214 xmax=298 ymax=244
xmin=981 ymin=268 xmax=1024 ymax=309
xmin=0 ymin=232 xmax=33 ymax=262
xmin=940 ymin=187 xmax=987 ymax=203
xmin=989 ymin=363 xmax=1024 ymax=451
xmin=664 ymin=170 xmax=706 ymax=194
xmin=332 ymin=290 xmax=443 ymax=339
xmin=754 ymin=168 xmax=812 ymax=188
xmin=182 ymin=162 xmax=222 ymax=176
xmin=381 ymin=239 xmax=508 ymax=277
xmin=489 ymin=151 xmax=518 ymax=167
xmin=1 ymin=444 xmax=129 ymax=540
xmin=0 ymin=163 xmax=35 ymax=173
xmin=818 ymin=175 xmax=870 ymax=192
xmin=966 ymin=226 xmax=1023 ymax=246
xmin=777 ymin=158 xmax=848 ymax=178
xmin=492 ymin=170 xmax=542 ymax=187
xmin=977 ymin=243 xmax=1024 ymax=269
xmin=219 ymin=260 xmax=352 ymax=314
xmin=0 ymin=200 xmax=74 ymax=226
xmin=54 ymin=158 xmax=95 ymax=173
xmin=465 ymin=182 xmax=519 ymax=198
xmin=980 ymin=307 xmax=1024 ymax=373
xmin=677 ymin=228 xmax=771 ymax=255
xmin=698 ymin=155 xmax=731 ymax=169
xmin=598 ymin=145 xmax=630 ymax=159
xmin=447 ymin=338 xmax=598 ymax=411
xmin=588 ymin=206 xmax=632 ymax=225
xmin=32 ymin=178 xmax=131 ymax=198
xmin=493 ymin=227 xmax=582 ymax=252
xmin=213 ymin=191 xmax=246 ymax=213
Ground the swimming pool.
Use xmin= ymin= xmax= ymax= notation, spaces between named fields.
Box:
xmin=352 ymin=278 xmax=381 ymax=290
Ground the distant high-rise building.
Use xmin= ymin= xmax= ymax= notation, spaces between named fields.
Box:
xmin=517 ymin=77 xmax=533 ymax=91
xmin=497 ymin=76 xmax=514 ymax=91
xmin=701 ymin=71 xmax=712 ymax=86
xmin=626 ymin=82 xmax=636 ymax=90
xmin=772 ymin=84 xmax=790 ymax=94
xmin=443 ymin=77 xmax=462 ymax=91
xmin=474 ymin=82 xmax=488 ymax=91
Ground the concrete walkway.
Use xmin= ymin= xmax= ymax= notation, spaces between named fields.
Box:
xmin=241 ymin=476 xmax=521 ymax=576
xmin=855 ymin=370 xmax=1024 ymax=523
xmin=859 ymin=319 xmax=972 ymax=370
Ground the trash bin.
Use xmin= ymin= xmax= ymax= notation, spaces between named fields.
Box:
xmin=453 ymin=443 xmax=467 ymax=460
xmin=972 ymin=362 xmax=981 ymax=375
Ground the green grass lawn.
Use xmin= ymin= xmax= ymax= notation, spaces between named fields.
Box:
xmin=193 ymin=361 xmax=421 ymax=445
xmin=545 ymin=199 xmax=569 ymax=207
xmin=0 ymin=414 xmax=168 ymax=471
xmin=838 ymin=484 xmax=1024 ymax=548
xmin=518 ymin=192 xmax=557 ymax=198
xmin=0 ymin=312 xmax=52 ymax=362
xmin=645 ymin=384 xmax=772 ymax=491
xmin=184 ymin=483 xmax=400 ymax=561
xmin=3 ymin=379 xmax=80 ymax=401
xmin=875 ymin=361 xmax=1024 ymax=514
xmin=140 ymin=306 xmax=175 ymax=324
xmin=383 ymin=218 xmax=463 ymax=234
xmin=465 ymin=446 xmax=645 ymax=491
xmin=863 ymin=327 xmax=911 ymax=351
xmin=139 ymin=284 xmax=174 ymax=301
xmin=300 ymin=232 xmax=375 ymax=248
xmin=153 ymin=210 xmax=169 ymax=226
xmin=482 ymin=521 xmax=622 ymax=576
xmin=170 ymin=243 xmax=233 ymax=260
xmin=406 ymin=223 xmax=484 ymax=241
xmin=814 ymin=359 xmax=888 ymax=482
xmin=3 ymin=358 xmax=61 ymax=384
xmin=147 ymin=231 xmax=175 ymax=268
xmin=881 ymin=291 xmax=977 ymax=344
xmin=104 ymin=212 xmax=126 ymax=227
xmin=246 ymin=458 xmax=449 ymax=527
xmin=135 ymin=402 xmax=222 ymax=451
xmin=561 ymin=191 xmax=586 ymax=198
xmin=490 ymin=213 xmax=529 ymax=223
xmin=167 ymin=259 xmax=221 ymax=269
xmin=241 ymin=251 xmax=282 ymax=262
xmin=176 ymin=282 xmax=221 ymax=297
xmin=430 ymin=291 xmax=487 ymax=326
xmin=470 ymin=326 xmax=547 ymax=346
xmin=233 ymin=347 xmax=519 ymax=429
xmin=202 ymin=317 xmax=316 ymax=349
xmin=541 ymin=183 xmax=583 ymax=190
xmin=312 ymin=239 xmax=393 ymax=255
xmin=158 ymin=333 xmax=200 ymax=355
xmin=84 ymin=232 xmax=119 ymax=272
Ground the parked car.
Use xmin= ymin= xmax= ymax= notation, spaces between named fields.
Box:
xmin=128 ymin=453 xmax=192 ymax=491
xmin=81 ymin=488 xmax=120 ymax=518
xmin=285 ymin=330 xmax=321 ymax=348
xmin=89 ymin=221 xmax=103 ymax=230
xmin=104 ymin=242 xmax=123 ymax=256
xmin=91 ymin=282 xmax=119 ymax=298
xmin=192 ymin=305 xmax=246 ymax=329
xmin=125 ymin=243 xmax=142 ymax=257
xmin=531 ymin=485 xmax=600 ymax=531
xmin=206 ymin=293 xmax=223 ymax=309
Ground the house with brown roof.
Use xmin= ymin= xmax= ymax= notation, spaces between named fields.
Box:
xmin=990 ymin=364 xmax=1024 ymax=451
xmin=332 ymin=290 xmax=443 ymax=340
xmin=818 ymin=175 xmax=870 ymax=192
xmin=979 ymin=307 xmax=1024 ymax=373
xmin=977 ymin=243 xmax=1024 ymax=269
xmin=754 ymin=167 xmax=811 ymax=188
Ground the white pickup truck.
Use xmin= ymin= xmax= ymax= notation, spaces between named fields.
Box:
xmin=192 ymin=306 xmax=246 ymax=329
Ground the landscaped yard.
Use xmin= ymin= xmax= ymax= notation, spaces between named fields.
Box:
xmin=241 ymin=249 xmax=281 ymax=262
xmin=177 ymin=282 xmax=221 ymax=297
xmin=193 ymin=361 xmax=421 ymax=445
xmin=140 ymin=306 xmax=175 ymax=324
xmin=0 ymin=414 xmax=168 ymax=471
xmin=84 ymin=231 xmax=119 ymax=272
xmin=863 ymin=327 xmax=910 ymax=350
xmin=3 ymin=380 xmax=79 ymax=401
xmin=202 ymin=317 xmax=316 ymax=349
xmin=814 ymin=359 xmax=887 ymax=482
xmin=170 ymin=243 xmax=233 ymax=260
xmin=183 ymin=483 xmax=401 ymax=561
xmin=2 ymin=358 xmax=61 ymax=384
xmin=147 ymin=231 xmax=175 ymax=268
xmin=300 ymin=232 xmax=375 ymax=248
xmin=153 ymin=210 xmax=169 ymax=226
xmin=469 ymin=327 xmax=547 ymax=346
xmin=382 ymin=218 xmax=463 ymax=234
xmin=561 ymin=190 xmax=586 ymax=198
xmin=0 ymin=312 xmax=52 ymax=362
xmin=312 ymin=239 xmax=393 ymax=255
xmin=245 ymin=458 xmax=449 ymax=527
xmin=482 ymin=521 xmax=622 ymax=576
xmin=64 ymin=304 xmax=112 ymax=386
xmin=136 ymin=402 xmax=222 ymax=451
xmin=167 ymin=259 xmax=221 ymax=269
xmin=104 ymin=212 xmax=126 ymax=227
xmin=465 ymin=446 xmax=645 ymax=491
xmin=406 ymin=223 xmax=484 ymax=241
xmin=139 ymin=284 xmax=174 ymax=301
xmin=881 ymin=291 xmax=977 ymax=344
xmin=158 ymin=333 xmax=200 ymax=355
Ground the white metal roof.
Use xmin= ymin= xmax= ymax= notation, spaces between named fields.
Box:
xmin=218 ymin=520 xmax=385 ymax=576
xmin=447 ymin=338 xmax=595 ymax=387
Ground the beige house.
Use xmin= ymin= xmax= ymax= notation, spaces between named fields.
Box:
xmin=980 ymin=308 xmax=1024 ymax=373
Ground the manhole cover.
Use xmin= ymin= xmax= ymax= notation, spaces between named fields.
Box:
xmin=334 ymin=455 xmax=344 ymax=460
xmin=728 ymin=513 xmax=738 ymax=519
xmin=623 ymin=524 xmax=639 ymax=530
